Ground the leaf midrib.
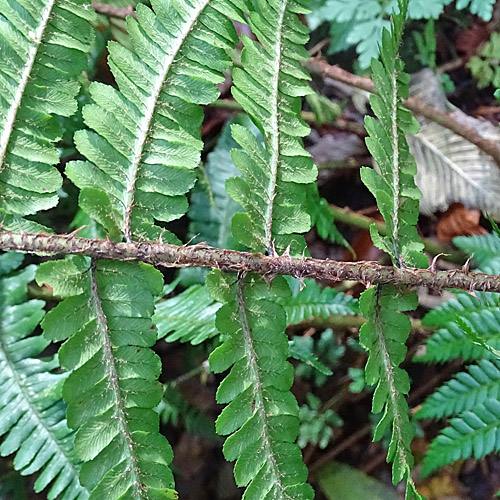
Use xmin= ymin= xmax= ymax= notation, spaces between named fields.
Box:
xmin=122 ymin=0 xmax=211 ymax=242
xmin=263 ymin=1 xmax=288 ymax=253
xmin=237 ymin=279 xmax=293 ymax=499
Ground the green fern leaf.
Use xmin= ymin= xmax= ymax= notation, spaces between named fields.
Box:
xmin=277 ymin=278 xmax=358 ymax=325
xmin=0 ymin=0 xmax=95 ymax=217
xmin=360 ymin=0 xmax=426 ymax=269
xmin=207 ymin=270 xmax=314 ymax=500
xmin=360 ymin=285 xmax=422 ymax=498
xmin=417 ymin=359 xmax=500 ymax=419
xmin=357 ymin=2 xmax=425 ymax=497
xmin=418 ymin=291 xmax=500 ymax=363
xmin=179 ymin=114 xmax=257 ymax=286
xmin=421 ymin=399 xmax=500 ymax=477
xmin=456 ymin=0 xmax=495 ymax=20
xmin=155 ymin=284 xmax=220 ymax=345
xmin=67 ymin=0 xmax=247 ymax=243
xmin=0 ymin=253 xmax=88 ymax=500
xmin=227 ymin=0 xmax=318 ymax=255
xmin=454 ymin=232 xmax=500 ymax=274
xmin=36 ymin=257 xmax=176 ymax=499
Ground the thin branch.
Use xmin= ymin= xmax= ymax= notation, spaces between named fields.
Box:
xmin=91 ymin=2 xmax=136 ymax=19
xmin=305 ymin=60 xmax=500 ymax=167
xmin=1 ymin=231 xmax=500 ymax=293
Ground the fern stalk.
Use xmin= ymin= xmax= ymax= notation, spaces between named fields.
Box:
xmin=264 ymin=0 xmax=288 ymax=253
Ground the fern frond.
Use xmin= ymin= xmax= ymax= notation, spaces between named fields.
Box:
xmin=360 ymin=0 xmax=426 ymax=269
xmin=417 ymin=359 xmax=500 ymax=419
xmin=417 ymin=232 xmax=500 ymax=476
xmin=454 ymin=232 xmax=500 ymax=274
xmin=67 ymin=0 xmax=247 ymax=243
xmin=36 ymin=257 xmax=176 ymax=499
xmin=417 ymin=291 xmax=500 ymax=363
xmin=357 ymin=2 xmax=424 ymax=497
xmin=207 ymin=270 xmax=314 ymax=500
xmin=277 ymin=278 xmax=358 ymax=325
xmin=227 ymin=0 xmax=317 ymax=255
xmin=0 ymin=253 xmax=88 ymax=500
xmin=0 ymin=0 xmax=95 ymax=217
xmin=155 ymin=284 xmax=220 ymax=345
xmin=189 ymin=115 xmax=258 ymax=251
xmin=359 ymin=285 xmax=422 ymax=498
xmin=421 ymin=399 xmax=500 ymax=477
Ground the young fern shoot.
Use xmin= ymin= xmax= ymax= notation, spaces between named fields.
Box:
xmin=359 ymin=1 xmax=427 ymax=498
xmin=207 ymin=0 xmax=316 ymax=497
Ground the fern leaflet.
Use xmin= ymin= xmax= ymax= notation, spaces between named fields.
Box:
xmin=417 ymin=358 xmax=500 ymax=419
xmin=0 ymin=0 xmax=95 ymax=218
xmin=227 ymin=0 xmax=317 ymax=255
xmin=155 ymin=284 xmax=220 ymax=345
xmin=207 ymin=271 xmax=314 ymax=500
xmin=0 ymin=253 xmax=88 ymax=500
xmin=67 ymin=0 xmax=247 ymax=243
xmin=36 ymin=257 xmax=175 ymax=499
xmin=418 ymin=232 xmax=500 ymax=476
xmin=358 ymin=1 xmax=425 ymax=497
xmin=360 ymin=285 xmax=422 ymax=499
xmin=278 ymin=277 xmax=358 ymax=325
xmin=360 ymin=0 xmax=426 ymax=269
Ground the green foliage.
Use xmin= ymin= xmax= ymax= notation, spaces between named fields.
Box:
xmin=292 ymin=329 xmax=343 ymax=387
xmin=358 ymin=3 xmax=425 ymax=497
xmin=417 ymin=232 xmax=500 ymax=477
xmin=0 ymin=0 xmax=94 ymax=221
xmin=469 ymin=33 xmax=500 ymax=88
xmin=360 ymin=0 xmax=426 ymax=269
xmin=155 ymin=284 xmax=220 ymax=345
xmin=360 ymin=286 xmax=422 ymax=498
xmin=417 ymin=358 xmax=500 ymax=419
xmin=309 ymin=0 xmax=494 ymax=69
xmin=227 ymin=0 xmax=317 ymax=255
xmin=207 ymin=271 xmax=314 ymax=499
xmin=298 ymin=394 xmax=342 ymax=449
xmin=67 ymin=0 xmax=247 ymax=243
xmin=36 ymin=257 xmax=176 ymax=499
xmin=0 ymin=253 xmax=87 ymax=500
xmin=417 ymin=291 xmax=500 ymax=363
xmin=278 ymin=277 xmax=358 ymax=325
xmin=421 ymin=399 xmax=500 ymax=477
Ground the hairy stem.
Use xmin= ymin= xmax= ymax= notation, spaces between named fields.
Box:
xmin=306 ymin=60 xmax=500 ymax=167
xmin=1 ymin=231 xmax=499 ymax=293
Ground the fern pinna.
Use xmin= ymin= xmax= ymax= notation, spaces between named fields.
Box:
xmin=359 ymin=1 xmax=426 ymax=498
xmin=0 ymin=253 xmax=87 ymax=500
xmin=416 ymin=232 xmax=500 ymax=478
xmin=0 ymin=0 xmax=94 ymax=225
xmin=204 ymin=0 xmax=316 ymax=497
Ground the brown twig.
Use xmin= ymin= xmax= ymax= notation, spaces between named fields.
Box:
xmin=1 ymin=231 xmax=500 ymax=293
xmin=305 ymin=60 xmax=500 ymax=167
xmin=91 ymin=2 xmax=136 ymax=19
